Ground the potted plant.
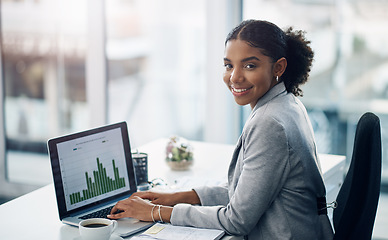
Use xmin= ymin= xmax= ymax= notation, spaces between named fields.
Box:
xmin=165 ymin=136 xmax=193 ymax=170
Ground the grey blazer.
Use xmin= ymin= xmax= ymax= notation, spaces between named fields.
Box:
xmin=171 ymin=82 xmax=334 ymax=239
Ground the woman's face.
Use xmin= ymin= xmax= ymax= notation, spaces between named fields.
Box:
xmin=223 ymin=39 xmax=277 ymax=109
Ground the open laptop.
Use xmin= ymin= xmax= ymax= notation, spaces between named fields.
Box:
xmin=48 ymin=121 xmax=153 ymax=237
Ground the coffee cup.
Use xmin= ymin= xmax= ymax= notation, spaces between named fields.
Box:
xmin=79 ymin=218 xmax=117 ymax=240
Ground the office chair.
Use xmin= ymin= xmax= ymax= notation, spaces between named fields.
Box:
xmin=333 ymin=112 xmax=382 ymax=240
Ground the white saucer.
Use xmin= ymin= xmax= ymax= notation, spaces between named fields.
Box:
xmin=74 ymin=234 xmax=123 ymax=240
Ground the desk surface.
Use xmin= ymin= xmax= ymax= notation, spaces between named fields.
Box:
xmin=0 ymin=139 xmax=345 ymax=240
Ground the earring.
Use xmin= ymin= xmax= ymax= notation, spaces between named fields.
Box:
xmin=276 ymin=76 xmax=279 ymax=82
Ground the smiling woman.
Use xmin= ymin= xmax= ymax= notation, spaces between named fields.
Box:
xmin=224 ymin=19 xmax=314 ymax=99
xmin=107 ymin=20 xmax=333 ymax=239
xmin=223 ymin=40 xmax=286 ymax=108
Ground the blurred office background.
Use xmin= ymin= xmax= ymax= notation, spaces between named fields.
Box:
xmin=0 ymin=0 xmax=388 ymax=236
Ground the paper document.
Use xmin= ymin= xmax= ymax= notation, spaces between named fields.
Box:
xmin=131 ymin=223 xmax=225 ymax=240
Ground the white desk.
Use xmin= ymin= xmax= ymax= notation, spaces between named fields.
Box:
xmin=0 ymin=139 xmax=345 ymax=240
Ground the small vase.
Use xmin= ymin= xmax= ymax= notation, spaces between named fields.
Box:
xmin=167 ymin=159 xmax=193 ymax=171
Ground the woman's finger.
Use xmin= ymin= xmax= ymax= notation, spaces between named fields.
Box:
xmin=107 ymin=211 xmax=126 ymax=219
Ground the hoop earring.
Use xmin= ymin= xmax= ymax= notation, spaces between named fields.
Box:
xmin=276 ymin=76 xmax=279 ymax=82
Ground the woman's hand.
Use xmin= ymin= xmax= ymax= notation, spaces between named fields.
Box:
xmin=107 ymin=190 xmax=200 ymax=222
xmin=107 ymin=195 xmax=173 ymax=222
xmin=107 ymin=196 xmax=156 ymax=221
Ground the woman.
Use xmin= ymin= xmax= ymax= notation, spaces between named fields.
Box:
xmin=108 ymin=20 xmax=334 ymax=239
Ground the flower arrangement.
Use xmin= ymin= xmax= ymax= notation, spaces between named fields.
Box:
xmin=165 ymin=136 xmax=193 ymax=170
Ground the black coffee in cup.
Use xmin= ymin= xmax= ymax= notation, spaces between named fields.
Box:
xmin=84 ymin=223 xmax=108 ymax=228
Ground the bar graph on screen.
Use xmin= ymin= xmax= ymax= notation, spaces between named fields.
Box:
xmin=69 ymin=158 xmax=126 ymax=204
xmin=56 ymin=128 xmax=130 ymax=211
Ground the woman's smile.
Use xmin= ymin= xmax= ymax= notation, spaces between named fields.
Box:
xmin=231 ymin=86 xmax=253 ymax=96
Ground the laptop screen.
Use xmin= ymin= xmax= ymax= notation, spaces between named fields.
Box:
xmin=48 ymin=122 xmax=137 ymax=218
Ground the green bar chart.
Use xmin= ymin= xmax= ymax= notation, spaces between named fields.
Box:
xmin=69 ymin=158 xmax=125 ymax=205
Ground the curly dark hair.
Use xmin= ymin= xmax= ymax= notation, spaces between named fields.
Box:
xmin=225 ymin=20 xmax=314 ymax=96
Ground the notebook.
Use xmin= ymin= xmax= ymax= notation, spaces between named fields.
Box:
xmin=132 ymin=223 xmax=225 ymax=240
xmin=48 ymin=121 xmax=153 ymax=237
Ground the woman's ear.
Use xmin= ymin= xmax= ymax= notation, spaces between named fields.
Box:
xmin=273 ymin=57 xmax=287 ymax=77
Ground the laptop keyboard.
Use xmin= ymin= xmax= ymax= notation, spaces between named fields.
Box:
xmin=79 ymin=206 xmax=113 ymax=219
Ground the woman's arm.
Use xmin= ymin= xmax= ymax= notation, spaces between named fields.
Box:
xmin=193 ymin=183 xmax=229 ymax=206
xmin=133 ymin=190 xmax=201 ymax=206
xmin=107 ymin=190 xmax=200 ymax=222
xmin=171 ymin=116 xmax=290 ymax=235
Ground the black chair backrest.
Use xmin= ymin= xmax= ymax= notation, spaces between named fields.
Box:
xmin=333 ymin=112 xmax=382 ymax=240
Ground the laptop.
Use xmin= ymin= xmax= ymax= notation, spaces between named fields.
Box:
xmin=48 ymin=121 xmax=154 ymax=237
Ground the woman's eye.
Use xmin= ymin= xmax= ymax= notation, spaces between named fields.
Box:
xmin=245 ymin=63 xmax=256 ymax=69
xmin=224 ymin=63 xmax=233 ymax=70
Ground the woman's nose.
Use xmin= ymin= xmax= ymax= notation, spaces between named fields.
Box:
xmin=230 ymin=69 xmax=243 ymax=83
